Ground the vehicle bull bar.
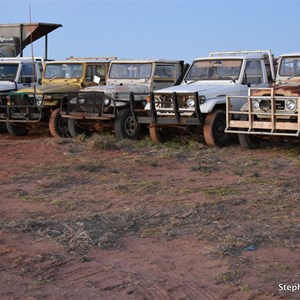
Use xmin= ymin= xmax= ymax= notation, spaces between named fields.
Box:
xmin=130 ymin=92 xmax=204 ymax=126
xmin=60 ymin=91 xmax=117 ymax=120
xmin=225 ymin=92 xmax=300 ymax=137
xmin=60 ymin=91 xmax=148 ymax=120
xmin=0 ymin=92 xmax=64 ymax=123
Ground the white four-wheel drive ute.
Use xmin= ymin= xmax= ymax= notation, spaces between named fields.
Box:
xmin=132 ymin=50 xmax=275 ymax=147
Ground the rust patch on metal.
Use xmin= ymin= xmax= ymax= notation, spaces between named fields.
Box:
xmin=275 ymin=84 xmax=300 ymax=96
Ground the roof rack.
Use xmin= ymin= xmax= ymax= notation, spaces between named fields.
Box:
xmin=66 ymin=56 xmax=117 ymax=61
xmin=209 ymin=50 xmax=272 ymax=57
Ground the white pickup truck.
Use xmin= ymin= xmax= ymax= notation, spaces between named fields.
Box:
xmin=0 ymin=57 xmax=44 ymax=133
xmin=132 ymin=50 xmax=275 ymax=147
xmin=0 ymin=57 xmax=43 ymax=92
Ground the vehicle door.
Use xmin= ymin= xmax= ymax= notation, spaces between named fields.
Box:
xmin=18 ymin=63 xmax=39 ymax=89
xmin=153 ymin=64 xmax=178 ymax=91
xmin=241 ymin=59 xmax=269 ymax=92
xmin=83 ymin=63 xmax=108 ymax=87
xmin=233 ymin=59 xmax=267 ymax=111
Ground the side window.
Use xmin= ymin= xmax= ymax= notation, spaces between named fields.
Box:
xmin=154 ymin=65 xmax=175 ymax=80
xmin=153 ymin=64 xmax=177 ymax=90
xmin=279 ymin=58 xmax=300 ymax=76
xmin=85 ymin=65 xmax=93 ymax=81
xmin=19 ymin=63 xmax=36 ymax=84
xmin=95 ymin=64 xmax=106 ymax=81
xmin=86 ymin=64 xmax=106 ymax=82
xmin=244 ymin=60 xmax=263 ymax=84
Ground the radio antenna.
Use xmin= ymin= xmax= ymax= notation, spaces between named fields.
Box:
xmin=29 ymin=4 xmax=36 ymax=85
xmin=29 ymin=5 xmax=34 ymax=60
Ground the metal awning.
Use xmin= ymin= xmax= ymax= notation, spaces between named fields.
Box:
xmin=0 ymin=22 xmax=62 ymax=58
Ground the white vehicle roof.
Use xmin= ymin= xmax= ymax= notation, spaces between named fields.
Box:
xmin=110 ymin=59 xmax=182 ymax=64
xmin=0 ymin=56 xmax=44 ymax=63
xmin=279 ymin=52 xmax=300 ymax=57
xmin=193 ymin=56 xmax=256 ymax=61
xmin=194 ymin=55 xmax=268 ymax=61
xmin=209 ymin=50 xmax=272 ymax=59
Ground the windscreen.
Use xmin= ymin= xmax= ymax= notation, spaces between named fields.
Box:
xmin=278 ymin=57 xmax=300 ymax=77
xmin=44 ymin=63 xmax=83 ymax=79
xmin=109 ymin=63 xmax=152 ymax=79
xmin=0 ymin=63 xmax=18 ymax=81
xmin=185 ymin=59 xmax=242 ymax=81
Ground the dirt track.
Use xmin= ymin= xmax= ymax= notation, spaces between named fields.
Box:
xmin=0 ymin=129 xmax=299 ymax=300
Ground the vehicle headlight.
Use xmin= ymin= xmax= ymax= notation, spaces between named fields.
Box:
xmin=32 ymin=95 xmax=43 ymax=106
xmin=259 ymin=100 xmax=271 ymax=112
xmin=44 ymin=94 xmax=53 ymax=100
xmin=154 ymin=96 xmax=160 ymax=104
xmin=252 ymin=98 xmax=260 ymax=109
xmin=103 ymin=97 xmax=111 ymax=106
xmin=186 ymin=97 xmax=195 ymax=107
xmin=69 ymin=97 xmax=84 ymax=104
xmin=154 ymin=96 xmax=161 ymax=108
xmin=286 ymin=99 xmax=296 ymax=110
xmin=36 ymin=99 xmax=43 ymax=106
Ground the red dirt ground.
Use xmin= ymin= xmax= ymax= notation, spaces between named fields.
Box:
xmin=0 ymin=128 xmax=299 ymax=300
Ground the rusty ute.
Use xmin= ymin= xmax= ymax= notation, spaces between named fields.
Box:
xmin=225 ymin=52 xmax=300 ymax=148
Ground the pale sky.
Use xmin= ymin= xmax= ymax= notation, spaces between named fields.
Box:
xmin=1 ymin=0 xmax=299 ymax=63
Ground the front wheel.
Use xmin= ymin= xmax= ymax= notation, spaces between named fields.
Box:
xmin=114 ymin=108 xmax=141 ymax=139
xmin=237 ymin=114 xmax=262 ymax=149
xmin=68 ymin=119 xmax=91 ymax=138
xmin=149 ymin=123 xmax=163 ymax=144
xmin=6 ymin=122 xmax=29 ymax=136
xmin=203 ymin=110 xmax=229 ymax=147
xmin=49 ymin=108 xmax=70 ymax=138
xmin=238 ymin=133 xmax=262 ymax=149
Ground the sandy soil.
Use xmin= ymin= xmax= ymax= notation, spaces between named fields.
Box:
xmin=0 ymin=128 xmax=299 ymax=300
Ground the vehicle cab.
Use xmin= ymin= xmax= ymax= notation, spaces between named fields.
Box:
xmin=0 ymin=57 xmax=44 ymax=92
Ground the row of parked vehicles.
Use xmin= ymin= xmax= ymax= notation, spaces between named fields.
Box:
xmin=0 ymin=50 xmax=299 ymax=148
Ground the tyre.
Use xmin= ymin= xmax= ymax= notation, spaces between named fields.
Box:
xmin=68 ymin=119 xmax=91 ymax=138
xmin=0 ymin=123 xmax=7 ymax=133
xmin=49 ymin=108 xmax=70 ymax=138
xmin=114 ymin=107 xmax=141 ymax=139
xmin=6 ymin=122 xmax=29 ymax=136
xmin=238 ymin=133 xmax=262 ymax=149
xmin=0 ymin=107 xmax=7 ymax=133
xmin=237 ymin=114 xmax=262 ymax=149
xmin=203 ymin=110 xmax=229 ymax=147
xmin=149 ymin=123 xmax=163 ymax=144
